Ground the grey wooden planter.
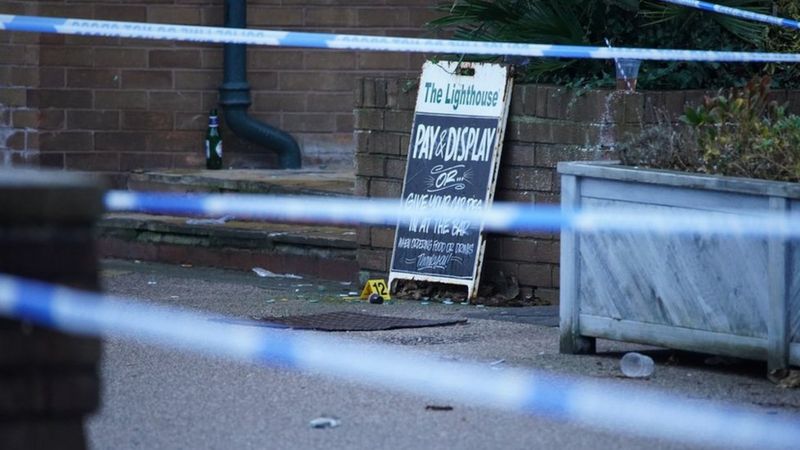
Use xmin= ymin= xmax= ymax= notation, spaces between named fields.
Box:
xmin=558 ymin=161 xmax=800 ymax=376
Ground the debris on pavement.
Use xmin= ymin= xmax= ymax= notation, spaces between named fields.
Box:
xmin=394 ymin=273 xmax=548 ymax=307
xmin=775 ymin=370 xmax=800 ymax=389
xmin=425 ymin=405 xmax=454 ymax=411
xmin=489 ymin=359 xmax=506 ymax=369
xmin=477 ymin=272 xmax=547 ymax=307
xmin=185 ymin=216 xmax=232 ymax=225
xmin=252 ymin=267 xmax=303 ymax=279
xmin=620 ymin=352 xmax=655 ymax=378
xmin=309 ymin=417 xmax=341 ymax=429
xmin=519 ymin=287 xmax=534 ymax=302
xmin=368 ymin=293 xmax=383 ymax=304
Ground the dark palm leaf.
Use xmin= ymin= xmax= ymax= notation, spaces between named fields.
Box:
xmin=511 ymin=0 xmax=587 ymax=45
xmin=640 ymin=0 xmax=769 ymax=46
xmin=426 ymin=0 xmax=783 ymax=89
xmin=428 ymin=0 xmax=517 ymax=28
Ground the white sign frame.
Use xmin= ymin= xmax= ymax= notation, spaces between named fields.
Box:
xmin=389 ymin=61 xmax=513 ymax=299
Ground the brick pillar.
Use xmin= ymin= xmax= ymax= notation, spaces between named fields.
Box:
xmin=0 ymin=170 xmax=104 ymax=450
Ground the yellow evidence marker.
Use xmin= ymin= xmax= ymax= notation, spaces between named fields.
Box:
xmin=360 ymin=279 xmax=391 ymax=301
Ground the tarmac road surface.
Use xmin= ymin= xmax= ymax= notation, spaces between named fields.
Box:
xmin=87 ymin=260 xmax=800 ymax=450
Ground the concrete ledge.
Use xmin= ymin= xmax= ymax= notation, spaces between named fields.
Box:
xmin=127 ymin=169 xmax=354 ymax=196
xmin=97 ymin=213 xmax=358 ymax=281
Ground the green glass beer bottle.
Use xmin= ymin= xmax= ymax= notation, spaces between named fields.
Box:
xmin=205 ymin=109 xmax=223 ymax=170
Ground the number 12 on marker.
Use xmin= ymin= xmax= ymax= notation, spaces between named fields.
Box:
xmin=360 ymin=279 xmax=391 ymax=300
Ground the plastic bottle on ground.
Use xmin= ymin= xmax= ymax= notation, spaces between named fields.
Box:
xmin=620 ymin=352 xmax=655 ymax=378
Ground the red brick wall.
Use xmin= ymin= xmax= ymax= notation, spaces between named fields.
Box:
xmin=0 ymin=2 xmax=40 ymax=167
xmin=354 ymin=79 xmax=790 ymax=304
xmin=0 ymin=1 xmax=439 ymax=184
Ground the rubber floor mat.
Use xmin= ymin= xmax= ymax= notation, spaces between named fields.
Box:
xmin=253 ymin=311 xmax=467 ymax=332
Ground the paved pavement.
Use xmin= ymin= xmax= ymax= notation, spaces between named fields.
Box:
xmin=87 ymin=260 xmax=800 ymax=449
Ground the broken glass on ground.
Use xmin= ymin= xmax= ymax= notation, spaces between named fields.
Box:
xmin=185 ymin=215 xmax=233 ymax=225
xmin=252 ymin=267 xmax=303 ymax=279
xmin=309 ymin=417 xmax=340 ymax=429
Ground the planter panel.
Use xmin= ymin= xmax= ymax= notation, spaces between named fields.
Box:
xmin=581 ymin=178 xmax=768 ymax=212
xmin=559 ymin=161 xmax=799 ymax=371
xmin=579 ymin=197 xmax=769 ymax=338
xmin=791 ymin=233 xmax=800 ymax=344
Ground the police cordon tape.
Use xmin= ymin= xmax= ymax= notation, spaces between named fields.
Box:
xmin=3 ymin=7 xmax=800 ymax=445
xmin=2 ymin=13 xmax=800 ymax=63
xmin=0 ymin=273 xmax=798 ymax=449
xmin=105 ymin=190 xmax=800 ymax=238
xmin=658 ymin=0 xmax=800 ymax=30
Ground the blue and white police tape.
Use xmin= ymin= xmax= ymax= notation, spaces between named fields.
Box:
xmin=105 ymin=190 xmax=800 ymax=238
xmin=658 ymin=0 xmax=800 ymax=30
xmin=0 ymin=272 xmax=798 ymax=449
xmin=2 ymin=13 xmax=800 ymax=63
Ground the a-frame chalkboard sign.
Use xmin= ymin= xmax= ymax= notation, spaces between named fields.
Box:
xmin=389 ymin=61 xmax=513 ymax=299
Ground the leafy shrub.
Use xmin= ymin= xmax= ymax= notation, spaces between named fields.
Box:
xmin=616 ymin=122 xmax=702 ymax=172
xmin=430 ymin=0 xmax=800 ymax=89
xmin=619 ymin=76 xmax=800 ymax=181
xmin=764 ymin=0 xmax=800 ymax=86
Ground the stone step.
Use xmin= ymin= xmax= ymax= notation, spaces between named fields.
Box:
xmin=97 ymin=213 xmax=358 ymax=281
xmin=127 ymin=168 xmax=355 ymax=196
xmin=102 ymin=168 xmax=359 ymax=280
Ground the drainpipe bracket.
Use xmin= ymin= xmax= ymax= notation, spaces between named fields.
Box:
xmin=219 ymin=83 xmax=252 ymax=107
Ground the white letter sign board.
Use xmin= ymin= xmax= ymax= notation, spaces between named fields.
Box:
xmin=389 ymin=61 xmax=513 ymax=299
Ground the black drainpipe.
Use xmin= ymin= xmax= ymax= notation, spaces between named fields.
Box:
xmin=219 ymin=0 xmax=302 ymax=169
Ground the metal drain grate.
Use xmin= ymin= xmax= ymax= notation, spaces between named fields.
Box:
xmin=253 ymin=311 xmax=467 ymax=332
